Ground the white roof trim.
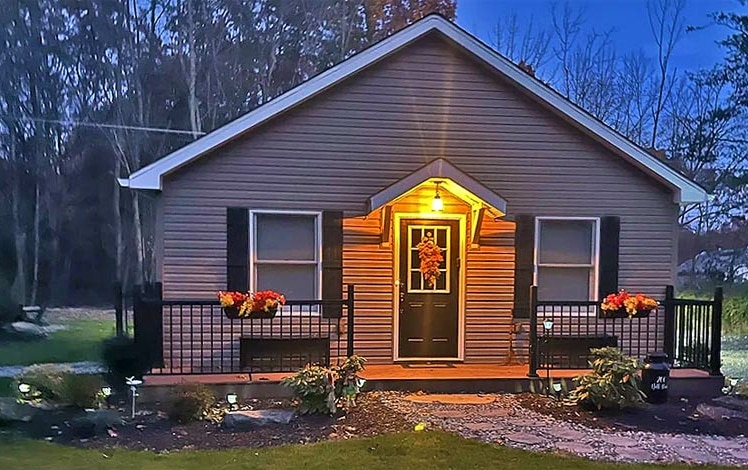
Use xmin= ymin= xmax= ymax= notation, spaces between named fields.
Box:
xmin=368 ymin=158 xmax=507 ymax=214
xmin=120 ymin=15 xmax=707 ymax=204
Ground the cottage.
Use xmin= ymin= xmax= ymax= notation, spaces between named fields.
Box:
xmin=120 ymin=15 xmax=708 ymax=376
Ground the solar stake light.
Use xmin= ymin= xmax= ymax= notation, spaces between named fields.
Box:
xmin=125 ymin=376 xmax=143 ymax=418
xmin=542 ymin=319 xmax=554 ymax=395
xmin=18 ymin=383 xmax=31 ymax=394
xmin=552 ymin=382 xmax=562 ymax=393
xmin=226 ymin=393 xmax=238 ymax=405
xmin=101 ymin=387 xmax=112 ymax=397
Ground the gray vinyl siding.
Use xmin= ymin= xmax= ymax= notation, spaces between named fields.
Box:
xmin=158 ymin=32 xmax=678 ymax=366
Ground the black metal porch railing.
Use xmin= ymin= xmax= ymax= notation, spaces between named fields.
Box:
xmin=528 ymin=285 xmax=723 ymax=377
xmin=131 ymin=284 xmax=355 ymax=376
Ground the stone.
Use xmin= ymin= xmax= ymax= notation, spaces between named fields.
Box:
xmin=482 ymin=408 xmax=512 ymax=418
xmin=548 ymin=426 xmax=588 ymax=441
xmin=2 ymin=321 xmax=47 ymax=340
xmin=700 ymin=436 xmax=743 ymax=449
xmin=672 ymin=446 xmax=722 ymax=464
xmin=463 ymin=422 xmax=497 ymax=432
xmin=505 ymin=432 xmax=548 ymax=445
xmin=0 ymin=397 xmax=37 ymax=422
xmin=555 ymin=441 xmax=595 ymax=454
xmin=713 ymin=395 xmax=748 ymax=413
xmin=696 ymin=403 xmax=748 ymax=421
xmin=70 ymin=410 xmax=124 ymax=438
xmin=614 ymin=447 xmax=655 ymax=461
xmin=222 ymin=409 xmax=296 ymax=429
xmin=404 ymin=394 xmax=495 ymax=405
xmin=601 ymin=435 xmax=639 ymax=447
xmin=432 ymin=410 xmax=467 ymax=418
xmin=657 ymin=436 xmax=696 ymax=449
xmin=730 ymin=449 xmax=748 ymax=460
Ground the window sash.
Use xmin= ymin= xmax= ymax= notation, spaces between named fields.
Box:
xmin=534 ymin=217 xmax=599 ymax=302
xmin=249 ymin=211 xmax=323 ymax=308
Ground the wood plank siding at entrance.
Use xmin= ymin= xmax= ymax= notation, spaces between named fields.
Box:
xmin=157 ymin=33 xmax=679 ymax=367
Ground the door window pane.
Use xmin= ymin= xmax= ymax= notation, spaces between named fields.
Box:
xmin=538 ymin=220 xmax=593 ymax=265
xmin=256 ymin=214 xmax=316 ymax=261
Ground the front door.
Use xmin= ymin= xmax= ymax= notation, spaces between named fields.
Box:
xmin=398 ymin=219 xmax=460 ymax=359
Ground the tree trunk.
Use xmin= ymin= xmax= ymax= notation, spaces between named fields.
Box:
xmin=114 ymin=155 xmax=123 ymax=288
xmin=11 ymin=177 xmax=27 ymax=304
xmin=131 ymin=191 xmax=145 ymax=286
xmin=30 ymin=181 xmax=41 ymax=305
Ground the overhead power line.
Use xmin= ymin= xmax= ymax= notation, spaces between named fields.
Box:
xmin=0 ymin=115 xmax=206 ymax=136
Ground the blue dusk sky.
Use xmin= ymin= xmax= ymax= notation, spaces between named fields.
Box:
xmin=456 ymin=0 xmax=748 ymax=72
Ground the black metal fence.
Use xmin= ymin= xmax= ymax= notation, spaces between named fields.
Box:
xmin=129 ymin=284 xmax=355 ymax=376
xmin=528 ymin=285 xmax=723 ymax=377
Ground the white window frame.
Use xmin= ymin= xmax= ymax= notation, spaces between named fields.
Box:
xmin=533 ymin=217 xmax=600 ymax=305
xmin=249 ymin=210 xmax=323 ymax=314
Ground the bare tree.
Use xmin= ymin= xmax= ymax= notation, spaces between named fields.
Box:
xmin=647 ymin=0 xmax=686 ymax=148
xmin=491 ymin=13 xmax=552 ymax=73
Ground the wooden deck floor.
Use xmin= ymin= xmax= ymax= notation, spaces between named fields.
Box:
xmin=143 ymin=363 xmax=711 ymax=386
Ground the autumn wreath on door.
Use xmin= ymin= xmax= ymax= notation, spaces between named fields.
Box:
xmin=417 ymin=232 xmax=444 ymax=288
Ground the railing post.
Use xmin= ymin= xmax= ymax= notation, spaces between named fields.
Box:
xmin=527 ymin=286 xmax=539 ymax=378
xmin=663 ymin=285 xmax=675 ymax=362
xmin=710 ymin=287 xmax=723 ymax=376
xmin=114 ymin=281 xmax=124 ymax=337
xmin=346 ymin=284 xmax=355 ymax=358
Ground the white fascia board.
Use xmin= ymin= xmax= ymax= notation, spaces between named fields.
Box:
xmin=124 ymin=16 xmax=707 ymax=204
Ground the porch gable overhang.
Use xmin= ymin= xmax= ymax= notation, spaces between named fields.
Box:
xmin=368 ymin=158 xmax=507 ymax=216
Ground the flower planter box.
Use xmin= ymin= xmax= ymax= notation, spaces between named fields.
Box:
xmin=601 ymin=308 xmax=652 ymax=319
xmin=223 ymin=307 xmax=279 ymax=320
xmin=223 ymin=306 xmax=241 ymax=319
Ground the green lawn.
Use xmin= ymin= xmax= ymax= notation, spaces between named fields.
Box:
xmin=0 ymin=431 xmax=731 ymax=470
xmin=723 ymin=335 xmax=748 ymax=379
xmin=0 ymin=320 xmax=114 ymax=366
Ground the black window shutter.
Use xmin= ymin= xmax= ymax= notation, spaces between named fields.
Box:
xmin=512 ymin=214 xmax=535 ymax=318
xmin=598 ymin=216 xmax=620 ymax=301
xmin=226 ymin=208 xmax=249 ymax=291
xmin=321 ymin=210 xmax=343 ymax=318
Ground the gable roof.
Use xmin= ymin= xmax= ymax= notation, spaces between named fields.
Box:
xmin=368 ymin=158 xmax=508 ymax=214
xmin=119 ymin=15 xmax=707 ymax=204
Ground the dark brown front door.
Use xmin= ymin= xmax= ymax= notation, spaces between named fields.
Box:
xmin=398 ymin=219 xmax=460 ymax=359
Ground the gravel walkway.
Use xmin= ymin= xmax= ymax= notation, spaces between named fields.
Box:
xmin=378 ymin=392 xmax=748 ymax=466
xmin=0 ymin=362 xmax=105 ymax=378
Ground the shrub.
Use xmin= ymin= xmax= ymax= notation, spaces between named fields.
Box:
xmin=282 ymin=356 xmax=368 ymax=414
xmin=282 ymin=365 xmax=336 ymax=414
xmin=60 ymin=374 xmax=105 ymax=409
xmin=15 ymin=364 xmax=72 ymax=401
xmin=569 ymin=347 xmax=645 ymax=411
xmin=15 ymin=365 xmax=106 ymax=409
xmin=101 ymin=336 xmax=151 ymax=393
xmin=334 ymin=355 xmax=367 ymax=407
xmin=168 ymin=384 xmax=216 ymax=423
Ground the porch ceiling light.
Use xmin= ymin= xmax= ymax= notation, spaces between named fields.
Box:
xmin=431 ymin=181 xmax=444 ymax=212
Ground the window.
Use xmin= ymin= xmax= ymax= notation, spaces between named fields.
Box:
xmin=535 ymin=218 xmax=598 ymax=301
xmin=251 ymin=212 xmax=321 ymax=302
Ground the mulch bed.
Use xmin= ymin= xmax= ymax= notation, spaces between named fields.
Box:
xmin=515 ymin=393 xmax=748 ymax=437
xmin=4 ymin=393 xmax=411 ymax=452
